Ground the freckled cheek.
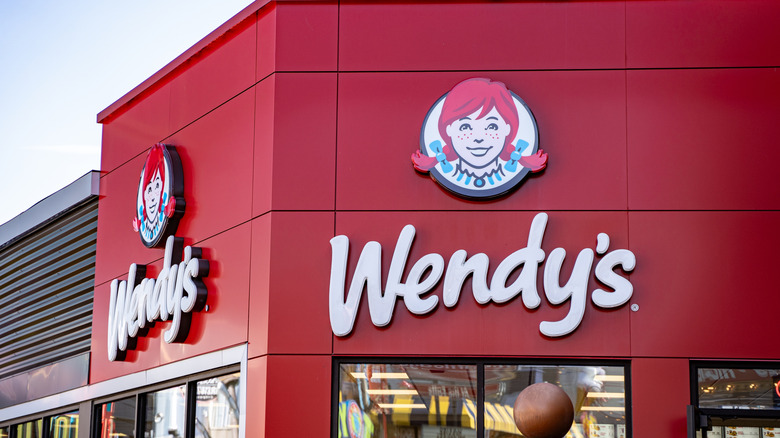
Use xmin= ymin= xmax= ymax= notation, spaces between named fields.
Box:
xmin=456 ymin=132 xmax=474 ymax=141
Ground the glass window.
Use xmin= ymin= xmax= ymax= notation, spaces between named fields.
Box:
xmin=0 ymin=426 xmax=8 ymax=438
xmin=194 ymin=373 xmax=241 ymax=438
xmin=693 ymin=364 xmax=780 ymax=436
xmin=338 ymin=363 xmax=478 ymax=438
xmin=13 ymin=419 xmax=43 ymax=438
xmin=697 ymin=366 xmax=780 ymax=411
xmin=49 ymin=411 xmax=79 ymax=438
xmin=143 ymin=385 xmax=186 ymax=438
xmin=337 ymin=362 xmax=628 ymax=438
xmin=97 ymin=396 xmax=137 ymax=438
xmin=485 ymin=364 xmax=627 ymax=438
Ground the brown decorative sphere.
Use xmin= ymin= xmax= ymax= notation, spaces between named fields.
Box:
xmin=513 ymin=382 xmax=574 ymax=438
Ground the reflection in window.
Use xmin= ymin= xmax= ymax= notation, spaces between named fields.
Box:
xmin=484 ymin=365 xmax=627 ymax=437
xmin=144 ymin=385 xmax=187 ymax=438
xmin=698 ymin=367 xmax=780 ymax=411
xmin=14 ymin=419 xmax=42 ymax=438
xmin=339 ymin=364 xmax=478 ymax=438
xmin=97 ymin=396 xmax=137 ymax=438
xmin=0 ymin=426 xmax=8 ymax=438
xmin=194 ymin=373 xmax=241 ymax=438
xmin=49 ymin=411 xmax=79 ymax=438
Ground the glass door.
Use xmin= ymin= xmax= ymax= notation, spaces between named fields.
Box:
xmin=692 ymin=363 xmax=780 ymax=438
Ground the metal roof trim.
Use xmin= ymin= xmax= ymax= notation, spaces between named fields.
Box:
xmin=0 ymin=171 xmax=100 ymax=249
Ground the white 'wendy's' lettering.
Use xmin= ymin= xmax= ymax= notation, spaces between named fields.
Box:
xmin=107 ymin=235 xmax=209 ymax=361
xmin=329 ymin=213 xmax=636 ymax=338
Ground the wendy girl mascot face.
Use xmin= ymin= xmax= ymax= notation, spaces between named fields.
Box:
xmin=412 ymin=78 xmax=548 ymax=199
xmin=132 ymin=144 xmax=185 ymax=248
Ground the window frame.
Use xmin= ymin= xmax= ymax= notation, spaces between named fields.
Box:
xmin=3 ymin=407 xmax=82 ymax=438
xmin=333 ymin=357 xmax=632 ymax=438
xmin=690 ymin=360 xmax=780 ymax=427
xmin=90 ymin=365 xmax=240 ymax=438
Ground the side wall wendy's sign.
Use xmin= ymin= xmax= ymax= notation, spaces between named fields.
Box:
xmin=107 ymin=144 xmax=211 ymax=362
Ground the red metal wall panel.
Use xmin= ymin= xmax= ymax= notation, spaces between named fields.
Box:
xmin=339 ymin=1 xmax=625 ymax=71
xmin=169 ymin=17 xmax=257 ymax=132
xmin=100 ymin=83 xmax=172 ymax=174
xmin=626 ymin=0 xmax=780 ymax=68
xmin=256 ymin=4 xmax=277 ymax=81
xmin=274 ymin=1 xmax=337 ymax=72
xmin=627 ymin=68 xmax=780 ymax=210
xmin=163 ymin=87 xmax=255 ymax=241
xmin=268 ymin=73 xmax=337 ymax=211
xmin=332 ymin=211 xmax=632 ymax=357
xmin=253 ymin=75 xmax=275 ymax=215
xmin=91 ymin=223 xmax=252 ymax=382
xmin=248 ymin=215 xmax=271 ymax=359
xmin=266 ymin=212 xmax=334 ymax=354
xmin=249 ymin=212 xmax=335 ymax=358
xmin=632 ymin=358 xmax=689 ymax=438
xmin=264 ymin=355 xmax=331 ymax=436
xmin=629 ymin=211 xmax=780 ymax=359
xmin=96 ymin=86 xmax=255 ymax=286
xmin=100 ymin=13 xmax=258 ymax=174
xmin=252 ymin=73 xmax=337 ymax=216
xmin=337 ymin=70 xmax=628 ymax=211
xmin=90 ymin=279 xmax=163 ymax=381
xmin=245 ymin=356 xmax=268 ymax=438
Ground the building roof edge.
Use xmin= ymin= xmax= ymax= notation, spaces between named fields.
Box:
xmin=96 ymin=0 xmax=271 ymax=124
xmin=0 ymin=170 xmax=101 ymax=249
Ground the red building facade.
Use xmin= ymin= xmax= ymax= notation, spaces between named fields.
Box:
xmin=4 ymin=1 xmax=780 ymax=437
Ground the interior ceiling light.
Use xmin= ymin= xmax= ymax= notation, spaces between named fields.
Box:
xmin=581 ymin=406 xmax=626 ymax=412
xmin=585 ymin=392 xmax=625 ymax=398
xmin=594 ymin=375 xmax=624 ymax=382
xmin=367 ymin=389 xmax=418 ymax=395
xmin=351 ymin=372 xmax=409 ymax=379
xmin=377 ymin=403 xmax=426 ymax=409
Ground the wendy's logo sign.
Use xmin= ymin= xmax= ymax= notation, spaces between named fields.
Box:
xmin=329 ymin=213 xmax=637 ymax=338
xmin=132 ymin=144 xmax=184 ymax=248
xmin=412 ymin=78 xmax=548 ymax=199
xmin=108 ymin=144 xmax=210 ymax=362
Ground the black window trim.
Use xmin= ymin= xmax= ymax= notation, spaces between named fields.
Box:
xmin=333 ymin=357 xmax=632 ymax=438
xmin=90 ymin=364 xmax=240 ymax=438
xmin=690 ymin=360 xmax=780 ymax=423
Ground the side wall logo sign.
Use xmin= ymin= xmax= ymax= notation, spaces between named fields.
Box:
xmin=132 ymin=143 xmax=184 ymax=247
xmin=412 ymin=78 xmax=548 ymax=199
xmin=107 ymin=144 xmax=210 ymax=362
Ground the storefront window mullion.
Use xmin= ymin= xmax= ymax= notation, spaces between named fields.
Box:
xmin=476 ymin=363 xmax=485 ymax=438
xmin=186 ymin=381 xmax=197 ymax=438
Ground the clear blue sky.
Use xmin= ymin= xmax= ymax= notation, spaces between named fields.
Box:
xmin=0 ymin=0 xmax=254 ymax=224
